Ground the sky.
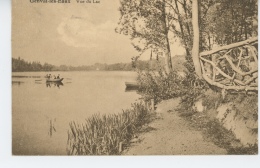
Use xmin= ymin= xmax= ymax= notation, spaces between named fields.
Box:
xmin=12 ymin=0 xmax=185 ymax=66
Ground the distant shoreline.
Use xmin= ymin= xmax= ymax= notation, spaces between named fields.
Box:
xmin=12 ymin=70 xmax=135 ymax=73
xmin=12 ymin=55 xmax=186 ymax=73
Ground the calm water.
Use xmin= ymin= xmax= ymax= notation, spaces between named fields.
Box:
xmin=12 ymin=71 xmax=140 ymax=155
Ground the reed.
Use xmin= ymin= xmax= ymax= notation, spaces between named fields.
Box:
xmin=66 ymin=102 xmax=151 ymax=155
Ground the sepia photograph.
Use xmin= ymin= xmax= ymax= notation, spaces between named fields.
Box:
xmin=11 ymin=0 xmax=258 ymax=156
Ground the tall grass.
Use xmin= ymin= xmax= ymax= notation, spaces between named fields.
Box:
xmin=66 ymin=102 xmax=151 ymax=155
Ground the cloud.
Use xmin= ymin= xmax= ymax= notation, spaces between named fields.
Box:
xmin=57 ymin=15 xmax=115 ymax=48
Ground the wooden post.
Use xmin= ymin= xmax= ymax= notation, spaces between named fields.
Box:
xmin=142 ymin=99 xmax=148 ymax=110
xmin=119 ymin=142 xmax=123 ymax=153
xmin=151 ymin=99 xmax=154 ymax=112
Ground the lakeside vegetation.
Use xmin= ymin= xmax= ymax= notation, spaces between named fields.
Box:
xmin=178 ymin=90 xmax=258 ymax=154
xmin=67 ymin=102 xmax=153 ymax=155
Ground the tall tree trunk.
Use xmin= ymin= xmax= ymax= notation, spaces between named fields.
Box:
xmin=192 ymin=0 xmax=202 ymax=78
xmin=183 ymin=0 xmax=192 ymax=40
xmin=230 ymin=0 xmax=234 ymax=44
xmin=162 ymin=0 xmax=172 ymax=73
xmin=174 ymin=0 xmax=190 ymax=57
xmin=164 ymin=47 xmax=171 ymax=73
xmin=208 ymin=32 xmax=211 ymax=50
xmin=165 ymin=34 xmax=173 ymax=71
xmin=242 ymin=1 xmax=248 ymax=40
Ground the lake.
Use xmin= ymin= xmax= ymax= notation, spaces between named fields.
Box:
xmin=12 ymin=71 xmax=140 ymax=155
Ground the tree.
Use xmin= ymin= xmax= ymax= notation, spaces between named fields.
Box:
xmin=173 ymin=0 xmax=191 ymax=57
xmin=216 ymin=0 xmax=256 ymax=44
xmin=116 ymin=0 xmax=173 ymax=73
xmin=191 ymin=0 xmax=202 ymax=78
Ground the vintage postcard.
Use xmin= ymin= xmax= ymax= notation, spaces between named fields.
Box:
xmin=12 ymin=0 xmax=258 ymax=156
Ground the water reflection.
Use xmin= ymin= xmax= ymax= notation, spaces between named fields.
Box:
xmin=12 ymin=81 xmax=24 ymax=85
xmin=48 ymin=118 xmax=57 ymax=137
xmin=125 ymin=87 xmax=139 ymax=92
xmin=12 ymin=75 xmax=41 ymax=78
xmin=46 ymin=82 xmax=64 ymax=88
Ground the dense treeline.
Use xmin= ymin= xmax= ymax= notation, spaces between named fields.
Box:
xmin=12 ymin=56 xmax=185 ymax=72
xmin=12 ymin=57 xmax=54 ymax=72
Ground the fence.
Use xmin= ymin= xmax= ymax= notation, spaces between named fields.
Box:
xmin=199 ymin=37 xmax=258 ymax=91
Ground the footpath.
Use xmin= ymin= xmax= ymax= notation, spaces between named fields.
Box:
xmin=123 ymin=98 xmax=227 ymax=155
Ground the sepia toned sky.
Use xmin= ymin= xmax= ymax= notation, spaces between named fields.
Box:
xmin=12 ymin=0 xmax=185 ymax=66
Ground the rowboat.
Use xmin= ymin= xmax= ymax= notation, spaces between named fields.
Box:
xmin=46 ymin=78 xmax=64 ymax=82
xmin=125 ymin=82 xmax=139 ymax=90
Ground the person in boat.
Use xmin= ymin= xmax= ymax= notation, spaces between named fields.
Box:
xmin=48 ymin=74 xmax=52 ymax=79
xmin=53 ymin=75 xmax=56 ymax=79
xmin=57 ymin=74 xmax=60 ymax=79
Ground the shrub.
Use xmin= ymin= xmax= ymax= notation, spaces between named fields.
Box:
xmin=136 ymin=66 xmax=210 ymax=111
xmin=136 ymin=68 xmax=185 ymax=103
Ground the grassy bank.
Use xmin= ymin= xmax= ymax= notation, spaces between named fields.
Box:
xmin=179 ymin=111 xmax=258 ymax=155
xmin=66 ymin=102 xmax=153 ymax=155
xmin=177 ymin=90 xmax=258 ymax=155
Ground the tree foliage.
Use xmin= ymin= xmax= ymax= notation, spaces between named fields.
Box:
xmin=12 ymin=57 xmax=53 ymax=72
xmin=201 ymin=0 xmax=258 ymax=49
xmin=116 ymin=0 xmax=174 ymax=72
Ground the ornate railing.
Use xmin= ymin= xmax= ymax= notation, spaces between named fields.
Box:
xmin=199 ymin=37 xmax=258 ymax=91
